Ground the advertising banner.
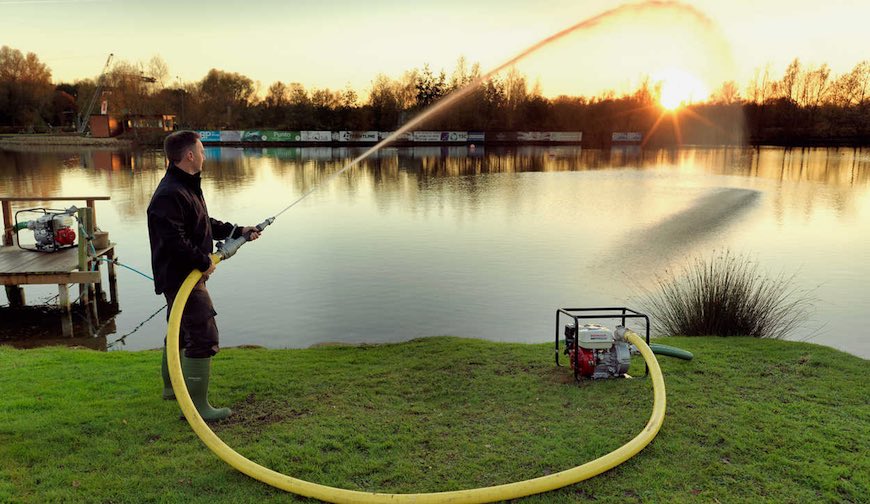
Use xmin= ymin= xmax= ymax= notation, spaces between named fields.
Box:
xmin=491 ymin=132 xmax=517 ymax=142
xmin=245 ymin=130 xmax=299 ymax=142
xmin=197 ymin=130 xmax=221 ymax=142
xmin=300 ymin=131 xmax=331 ymax=142
xmin=378 ymin=131 xmax=414 ymax=141
xmin=337 ymin=131 xmax=379 ymax=142
xmin=517 ymin=132 xmax=550 ymax=141
xmin=241 ymin=130 xmax=268 ymax=142
xmin=241 ymin=131 xmax=301 ymax=142
xmin=268 ymin=131 xmax=300 ymax=142
xmin=549 ymin=132 xmax=583 ymax=142
xmin=612 ymin=132 xmax=643 ymax=142
xmin=443 ymin=131 xmax=468 ymax=142
xmin=219 ymin=130 xmax=242 ymax=142
xmin=413 ymin=131 xmax=442 ymax=142
xmin=468 ymin=131 xmax=485 ymax=142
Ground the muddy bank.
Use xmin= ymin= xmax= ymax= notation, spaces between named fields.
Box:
xmin=0 ymin=134 xmax=132 ymax=147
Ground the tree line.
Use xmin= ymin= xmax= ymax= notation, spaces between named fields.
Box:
xmin=1 ymin=46 xmax=868 ymax=145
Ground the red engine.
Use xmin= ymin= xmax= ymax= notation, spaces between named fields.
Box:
xmin=563 ymin=323 xmax=633 ymax=380
xmin=55 ymin=227 xmax=76 ymax=246
xmin=568 ymin=346 xmax=597 ymax=378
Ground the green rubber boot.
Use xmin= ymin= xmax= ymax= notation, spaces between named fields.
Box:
xmin=161 ymin=346 xmax=175 ymax=400
xmin=180 ymin=355 xmax=232 ymax=422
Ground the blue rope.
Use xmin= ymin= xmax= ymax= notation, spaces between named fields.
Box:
xmin=97 ymin=257 xmax=154 ymax=281
xmin=74 ymin=222 xmax=152 ymax=280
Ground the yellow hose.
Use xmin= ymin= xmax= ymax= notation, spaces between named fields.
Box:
xmin=167 ymin=254 xmax=667 ymax=503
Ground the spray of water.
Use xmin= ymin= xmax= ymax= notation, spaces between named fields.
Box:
xmin=272 ymin=1 xmax=726 ymax=219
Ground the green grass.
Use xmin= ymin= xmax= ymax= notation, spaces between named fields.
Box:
xmin=1 ymin=337 xmax=867 ymax=503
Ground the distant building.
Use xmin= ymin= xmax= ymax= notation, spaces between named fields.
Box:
xmin=124 ymin=114 xmax=175 ymax=133
xmin=88 ymin=115 xmax=123 ymax=138
xmin=87 ymin=114 xmax=175 ymax=138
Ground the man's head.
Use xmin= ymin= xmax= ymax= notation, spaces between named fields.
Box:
xmin=164 ymin=130 xmax=205 ymax=174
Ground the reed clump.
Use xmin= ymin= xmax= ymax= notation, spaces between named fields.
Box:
xmin=641 ymin=251 xmax=813 ymax=339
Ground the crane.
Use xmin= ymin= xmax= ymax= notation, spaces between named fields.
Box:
xmin=77 ymin=53 xmax=114 ymax=134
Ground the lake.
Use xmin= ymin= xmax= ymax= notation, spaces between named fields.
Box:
xmin=1 ymin=144 xmax=868 ymax=358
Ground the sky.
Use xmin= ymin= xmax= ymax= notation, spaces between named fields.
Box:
xmin=1 ymin=0 xmax=868 ymax=98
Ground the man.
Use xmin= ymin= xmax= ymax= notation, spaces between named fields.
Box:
xmin=147 ymin=130 xmax=260 ymax=421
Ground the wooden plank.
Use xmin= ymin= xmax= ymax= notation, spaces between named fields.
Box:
xmin=0 ymin=245 xmax=114 ymax=275
xmin=58 ymin=283 xmax=73 ymax=338
xmin=2 ymin=200 xmax=11 ymax=246
xmin=77 ymin=207 xmax=87 ymax=272
xmin=0 ymin=271 xmax=100 ymax=285
xmin=94 ymin=259 xmax=103 ymax=301
xmin=0 ymin=249 xmax=72 ymax=273
xmin=86 ymin=199 xmax=97 ymax=228
xmin=107 ymin=247 xmax=118 ymax=305
xmin=4 ymin=285 xmax=25 ymax=306
xmin=0 ymin=250 xmax=49 ymax=272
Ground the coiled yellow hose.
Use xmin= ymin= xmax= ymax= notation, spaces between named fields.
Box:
xmin=167 ymin=254 xmax=666 ymax=503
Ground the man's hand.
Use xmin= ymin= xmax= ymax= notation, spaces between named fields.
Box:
xmin=242 ymin=226 xmax=261 ymax=241
xmin=202 ymin=261 xmax=216 ymax=280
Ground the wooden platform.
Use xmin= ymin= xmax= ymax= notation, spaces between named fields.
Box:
xmin=0 ymin=245 xmax=105 ymax=284
xmin=1 ymin=243 xmax=118 ymax=338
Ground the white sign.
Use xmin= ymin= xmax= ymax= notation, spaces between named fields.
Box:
xmin=517 ymin=132 xmax=550 ymax=141
xmin=379 ymin=131 xmax=414 ymax=141
xmin=300 ymin=131 xmax=332 ymax=142
xmin=549 ymin=132 xmax=582 ymax=142
xmin=612 ymin=132 xmax=643 ymax=142
xmin=413 ymin=131 xmax=442 ymax=142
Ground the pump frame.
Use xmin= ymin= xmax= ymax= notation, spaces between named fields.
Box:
xmin=555 ymin=307 xmax=651 ymax=381
xmin=14 ymin=207 xmax=78 ymax=253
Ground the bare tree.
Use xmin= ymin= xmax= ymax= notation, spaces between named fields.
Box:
xmin=147 ymin=55 xmax=170 ymax=90
xmin=711 ymin=81 xmax=741 ymax=105
xmin=779 ymin=58 xmax=801 ymax=103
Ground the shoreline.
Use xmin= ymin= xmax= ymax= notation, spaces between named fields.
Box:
xmin=2 ymin=133 xmax=868 ymax=149
xmin=0 ymin=134 xmax=133 ymax=147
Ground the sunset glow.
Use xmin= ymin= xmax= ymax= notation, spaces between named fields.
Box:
xmin=0 ymin=1 xmax=867 ymax=99
xmin=655 ymin=68 xmax=709 ymax=111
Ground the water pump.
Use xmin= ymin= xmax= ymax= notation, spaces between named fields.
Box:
xmin=563 ymin=323 xmax=633 ymax=379
xmin=14 ymin=206 xmax=78 ymax=252
xmin=555 ymin=307 xmax=694 ymax=381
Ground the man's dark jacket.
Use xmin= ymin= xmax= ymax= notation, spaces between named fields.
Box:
xmin=147 ymin=163 xmax=240 ymax=295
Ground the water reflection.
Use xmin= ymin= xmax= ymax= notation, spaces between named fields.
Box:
xmin=0 ymin=145 xmax=868 ymax=357
xmin=608 ymin=187 xmax=762 ymax=271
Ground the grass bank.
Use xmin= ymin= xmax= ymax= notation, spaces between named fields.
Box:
xmin=1 ymin=337 xmax=867 ymax=503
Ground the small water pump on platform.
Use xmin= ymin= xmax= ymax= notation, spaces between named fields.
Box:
xmin=14 ymin=206 xmax=78 ymax=252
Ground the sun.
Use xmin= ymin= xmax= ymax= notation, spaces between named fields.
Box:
xmin=654 ymin=68 xmax=708 ymax=111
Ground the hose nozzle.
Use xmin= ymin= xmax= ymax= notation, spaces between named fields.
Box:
xmin=253 ymin=216 xmax=275 ymax=234
xmin=216 ymin=216 xmax=275 ymax=260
